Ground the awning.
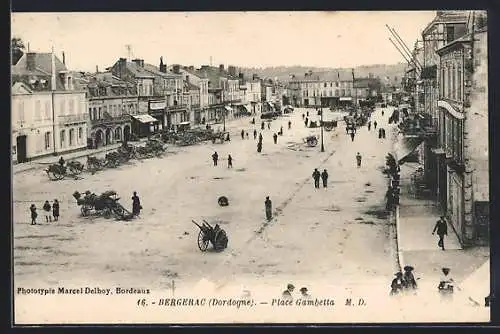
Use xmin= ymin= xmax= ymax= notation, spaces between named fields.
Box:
xmin=224 ymin=106 xmax=233 ymax=112
xmin=393 ymin=134 xmax=424 ymax=164
xmin=132 ymin=114 xmax=159 ymax=124
xmin=340 ymin=97 xmax=352 ymax=101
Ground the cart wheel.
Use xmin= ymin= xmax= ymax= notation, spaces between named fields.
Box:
xmin=113 ymin=206 xmax=125 ymax=217
xmin=81 ymin=205 xmax=91 ymax=216
xmin=197 ymin=230 xmax=209 ymax=252
xmin=46 ymin=170 xmax=58 ymax=181
xmin=103 ymin=208 xmax=112 ymax=219
xmin=51 ymin=171 xmax=65 ymax=180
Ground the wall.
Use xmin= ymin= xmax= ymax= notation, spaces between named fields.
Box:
xmin=53 ymin=91 xmax=88 ymax=154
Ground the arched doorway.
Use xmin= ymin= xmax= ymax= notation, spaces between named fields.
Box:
xmin=114 ymin=127 xmax=122 ymax=141
xmin=95 ymin=129 xmax=104 ymax=148
xmin=105 ymin=128 xmax=112 ymax=145
xmin=123 ymin=125 xmax=131 ymax=141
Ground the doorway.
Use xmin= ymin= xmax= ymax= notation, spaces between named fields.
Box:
xmin=16 ymin=135 xmax=28 ymax=163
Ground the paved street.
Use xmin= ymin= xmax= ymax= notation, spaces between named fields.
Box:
xmin=14 ymin=108 xmax=395 ymax=290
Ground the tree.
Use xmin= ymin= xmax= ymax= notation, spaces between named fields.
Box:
xmin=12 ymin=37 xmax=25 ymax=65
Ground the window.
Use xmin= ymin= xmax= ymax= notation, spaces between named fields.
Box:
xmin=45 ymin=132 xmax=51 ymax=149
xmin=34 ymin=100 xmax=41 ymax=121
xmin=457 ymin=65 xmax=462 ymax=101
xmin=456 ymin=120 xmax=463 ymax=163
xmin=346 ymin=89 xmax=351 ymax=96
xmin=93 ymin=108 xmax=98 ymax=120
xmin=446 ymin=26 xmax=455 ymax=44
xmin=44 ymin=101 xmax=51 ymax=120
xmin=69 ymin=98 xmax=74 ymax=114
xmin=330 ymin=83 xmax=333 ymax=87
xmin=340 ymin=89 xmax=345 ymax=97
xmin=335 ymin=90 xmax=339 ymax=97
xmin=336 ymin=82 xmax=339 ymax=87
xmin=60 ymin=100 xmax=65 ymax=115
xmin=447 ymin=67 xmax=452 ymax=98
xmin=440 ymin=68 xmax=445 ymax=98
xmin=78 ymin=127 xmax=83 ymax=140
xmin=324 ymin=83 xmax=327 ymax=88
xmin=69 ymin=128 xmax=75 ymax=146
xmin=60 ymin=130 xmax=66 ymax=148
xmin=98 ymin=107 xmax=102 ymax=119
xmin=451 ymin=65 xmax=456 ymax=100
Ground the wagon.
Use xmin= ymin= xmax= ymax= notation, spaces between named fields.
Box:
xmin=211 ymin=131 xmax=229 ymax=144
xmin=192 ymin=220 xmax=228 ymax=252
xmin=72 ymin=190 xmax=134 ymax=220
xmin=86 ymin=156 xmax=106 ymax=172
xmin=45 ymin=161 xmax=85 ymax=180
xmin=303 ymin=135 xmax=318 ymax=147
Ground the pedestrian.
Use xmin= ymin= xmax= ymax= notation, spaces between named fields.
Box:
xmin=300 ymin=287 xmax=311 ymax=299
xmin=402 ymin=266 xmax=418 ymax=290
xmin=246 ymin=132 xmax=249 ymax=139
xmin=273 ymin=133 xmax=278 ymax=144
xmin=306 ymin=111 xmax=309 ymax=117
xmin=302 ymin=113 xmax=305 ymax=120
xmin=252 ymin=117 xmax=255 ymax=124
xmin=356 ymin=152 xmax=362 ymax=167
xmin=212 ymin=151 xmax=218 ymax=166
xmin=321 ymin=169 xmax=328 ymax=188
xmin=58 ymin=156 xmax=65 ymax=167
xmin=305 ymin=117 xmax=309 ymax=127
xmin=43 ymin=200 xmax=52 ymax=222
xmin=374 ymin=121 xmax=378 ymax=129
xmin=382 ymin=110 xmax=385 ymax=116
xmin=257 ymin=141 xmax=262 ymax=153
xmin=265 ymin=196 xmax=272 ymax=221
xmin=390 ymin=272 xmax=404 ymax=296
xmin=52 ymin=199 xmax=60 ymax=222
xmin=288 ymin=120 xmax=292 ymax=129
xmin=350 ymin=132 xmax=355 ymax=142
xmin=382 ymin=128 xmax=386 ymax=139
xmin=253 ymin=129 xmax=257 ymax=140
xmin=438 ymin=267 xmax=455 ymax=300
xmin=312 ymin=168 xmax=321 ymax=189
xmin=241 ymin=129 xmax=245 ymax=140
xmin=378 ymin=128 xmax=383 ymax=139
xmin=132 ymin=191 xmax=141 ymax=216
xmin=258 ymin=133 xmax=263 ymax=143
xmin=261 ymin=121 xmax=265 ymax=130
xmin=228 ymin=154 xmax=233 ymax=168
xmin=267 ymin=122 xmax=271 ymax=130
xmin=282 ymin=283 xmax=294 ymax=300
xmin=367 ymin=121 xmax=371 ymax=131
xmin=432 ymin=216 xmax=448 ymax=250
xmin=279 ymin=126 xmax=283 ymax=135
xmin=30 ymin=204 xmax=37 ymax=225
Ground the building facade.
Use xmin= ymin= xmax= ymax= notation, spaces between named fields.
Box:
xmin=12 ymin=52 xmax=88 ymax=163
xmin=245 ymin=76 xmax=262 ymax=114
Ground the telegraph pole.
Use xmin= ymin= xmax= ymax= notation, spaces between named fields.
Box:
xmin=320 ymin=108 xmax=325 ymax=152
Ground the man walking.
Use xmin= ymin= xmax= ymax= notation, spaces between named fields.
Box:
xmin=228 ymin=154 xmax=233 ymax=168
xmin=43 ymin=200 xmax=52 ymax=222
xmin=356 ymin=152 xmax=362 ymax=167
xmin=288 ymin=120 xmax=292 ymax=129
xmin=367 ymin=121 xmax=371 ymax=131
xmin=312 ymin=168 xmax=321 ymax=189
xmin=321 ymin=169 xmax=329 ymax=188
xmin=241 ymin=129 xmax=245 ymax=140
xmin=374 ymin=120 xmax=378 ymax=130
xmin=258 ymin=133 xmax=263 ymax=143
xmin=212 ymin=151 xmax=218 ymax=166
xmin=253 ymin=129 xmax=257 ymax=140
xmin=273 ymin=133 xmax=278 ymax=144
xmin=52 ymin=199 xmax=60 ymax=222
xmin=350 ymin=131 xmax=355 ymax=142
xmin=132 ymin=191 xmax=142 ymax=216
xmin=30 ymin=204 xmax=37 ymax=225
xmin=432 ymin=216 xmax=448 ymax=250
xmin=267 ymin=122 xmax=271 ymax=130
xmin=265 ymin=196 xmax=272 ymax=221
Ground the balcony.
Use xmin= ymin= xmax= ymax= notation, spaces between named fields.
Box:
xmin=58 ymin=114 xmax=88 ymax=125
xmin=168 ymin=103 xmax=188 ymax=111
xmin=398 ymin=115 xmax=437 ymax=138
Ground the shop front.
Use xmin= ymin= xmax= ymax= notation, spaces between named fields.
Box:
xmin=131 ymin=114 xmax=159 ymax=138
xmin=148 ymin=100 xmax=166 ymax=132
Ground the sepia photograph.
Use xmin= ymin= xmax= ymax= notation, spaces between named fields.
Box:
xmin=11 ymin=10 xmax=490 ymax=324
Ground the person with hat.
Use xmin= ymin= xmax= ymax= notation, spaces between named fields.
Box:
xmin=390 ymin=272 xmax=404 ymax=296
xmin=312 ymin=168 xmax=321 ymax=189
xmin=402 ymin=265 xmax=417 ymax=290
xmin=321 ymin=169 xmax=329 ymax=188
xmin=52 ymin=199 xmax=60 ymax=222
xmin=43 ymin=200 xmax=52 ymax=222
xmin=300 ymin=287 xmax=311 ymax=299
xmin=432 ymin=216 xmax=448 ymax=250
xmin=438 ymin=267 xmax=455 ymax=299
xmin=265 ymin=196 xmax=272 ymax=221
xmin=29 ymin=204 xmax=38 ymax=225
xmin=282 ymin=283 xmax=295 ymax=300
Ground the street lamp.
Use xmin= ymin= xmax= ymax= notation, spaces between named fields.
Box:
xmin=320 ymin=108 xmax=325 ymax=152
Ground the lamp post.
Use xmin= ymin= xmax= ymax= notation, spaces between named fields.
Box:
xmin=320 ymin=107 xmax=325 ymax=152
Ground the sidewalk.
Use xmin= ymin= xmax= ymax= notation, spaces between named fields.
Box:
xmin=12 ymin=139 xmax=147 ymax=175
xmin=396 ymin=162 xmax=490 ymax=301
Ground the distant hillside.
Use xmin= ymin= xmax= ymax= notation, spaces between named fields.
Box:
xmin=241 ymin=63 xmax=406 ymax=87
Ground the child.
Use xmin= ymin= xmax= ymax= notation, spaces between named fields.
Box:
xmin=43 ymin=200 xmax=52 ymax=222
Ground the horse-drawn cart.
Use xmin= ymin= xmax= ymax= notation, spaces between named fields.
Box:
xmin=73 ymin=190 xmax=134 ymax=220
xmin=46 ymin=161 xmax=85 ymax=180
xmin=192 ymin=220 xmax=228 ymax=252
xmin=303 ymin=135 xmax=318 ymax=147
xmin=211 ymin=131 xmax=230 ymax=144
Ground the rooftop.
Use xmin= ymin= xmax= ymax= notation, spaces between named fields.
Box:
xmin=290 ymin=70 xmax=354 ymax=82
xmin=11 ymin=52 xmax=70 ymax=91
xmin=422 ymin=10 xmax=470 ymax=36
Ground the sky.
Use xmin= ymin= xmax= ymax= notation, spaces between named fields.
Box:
xmin=11 ymin=11 xmax=436 ymax=72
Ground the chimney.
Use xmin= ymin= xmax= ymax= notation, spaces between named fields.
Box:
xmin=51 ymin=50 xmax=57 ymax=91
xmin=62 ymin=51 xmax=66 ymax=65
xmin=173 ymin=64 xmax=180 ymax=74
xmin=159 ymin=56 xmax=166 ymax=73
xmin=132 ymin=58 xmax=144 ymax=67
xmin=219 ymin=64 xmax=224 ymax=72
xmin=26 ymin=53 xmax=36 ymax=71
xmin=96 ymin=65 xmax=99 ymax=73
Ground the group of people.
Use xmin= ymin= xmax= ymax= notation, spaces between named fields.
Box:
xmin=282 ymin=283 xmax=311 ymax=300
xmin=390 ymin=265 xmax=418 ymax=296
xmin=211 ymin=151 xmax=233 ymax=168
xmin=312 ymin=168 xmax=329 ymax=188
xmin=30 ymin=199 xmax=60 ymax=225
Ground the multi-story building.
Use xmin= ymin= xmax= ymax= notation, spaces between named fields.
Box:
xmin=73 ymin=71 xmax=138 ymax=148
xmin=167 ymin=64 xmax=194 ymax=130
xmin=435 ymin=22 xmax=488 ymax=246
xmin=12 ymin=52 xmax=88 ymax=163
xmin=245 ymin=75 xmax=262 ymax=114
xmin=287 ymin=70 xmax=354 ymax=108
